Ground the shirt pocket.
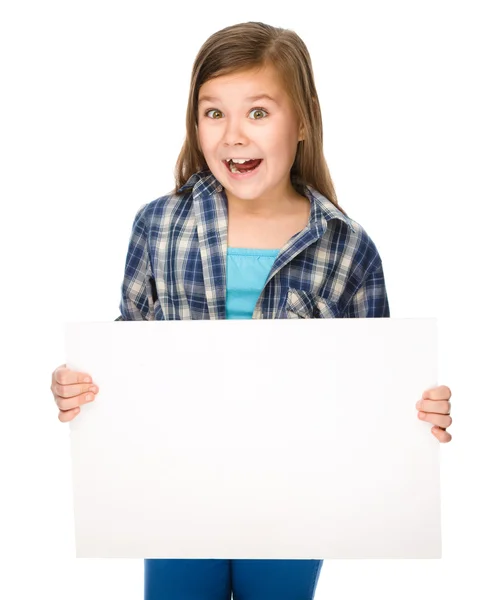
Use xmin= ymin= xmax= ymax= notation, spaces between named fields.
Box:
xmin=285 ymin=288 xmax=339 ymax=319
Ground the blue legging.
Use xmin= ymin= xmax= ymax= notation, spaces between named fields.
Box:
xmin=145 ymin=558 xmax=323 ymax=600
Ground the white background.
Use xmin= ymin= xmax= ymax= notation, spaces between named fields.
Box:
xmin=1 ymin=0 xmax=491 ymax=598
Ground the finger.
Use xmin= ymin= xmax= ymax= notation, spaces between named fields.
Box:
xmin=52 ymin=382 xmax=99 ymax=399
xmin=418 ymin=411 xmax=452 ymax=428
xmin=416 ymin=399 xmax=451 ymax=414
xmin=54 ymin=365 xmax=93 ymax=386
xmin=431 ymin=426 xmax=452 ymax=443
xmin=55 ymin=390 xmax=96 ymax=411
xmin=52 ymin=364 xmax=65 ymax=390
xmin=58 ymin=407 xmax=81 ymax=423
xmin=422 ymin=385 xmax=452 ymax=401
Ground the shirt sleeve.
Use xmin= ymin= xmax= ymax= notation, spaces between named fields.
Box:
xmin=342 ymin=261 xmax=390 ymax=318
xmin=115 ymin=204 xmax=156 ymax=321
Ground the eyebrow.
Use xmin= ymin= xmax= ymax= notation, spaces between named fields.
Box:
xmin=198 ymin=94 xmax=279 ymax=106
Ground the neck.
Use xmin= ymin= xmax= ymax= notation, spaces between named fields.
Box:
xmin=225 ymin=184 xmax=306 ymax=219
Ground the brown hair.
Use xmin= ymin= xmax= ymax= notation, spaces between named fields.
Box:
xmin=174 ymin=21 xmax=347 ymax=216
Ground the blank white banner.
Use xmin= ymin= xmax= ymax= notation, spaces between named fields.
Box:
xmin=65 ymin=318 xmax=440 ymax=559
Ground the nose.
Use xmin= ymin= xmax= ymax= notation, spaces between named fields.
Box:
xmin=222 ymin=115 xmax=249 ymax=147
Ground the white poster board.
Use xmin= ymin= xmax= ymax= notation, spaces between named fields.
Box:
xmin=65 ymin=318 xmax=440 ymax=559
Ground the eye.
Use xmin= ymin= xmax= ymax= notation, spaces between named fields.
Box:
xmin=248 ymin=108 xmax=268 ymax=119
xmin=205 ymin=109 xmax=222 ymax=119
xmin=203 ymin=108 xmax=269 ymax=119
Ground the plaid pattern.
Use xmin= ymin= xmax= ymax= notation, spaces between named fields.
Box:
xmin=117 ymin=169 xmax=390 ymax=321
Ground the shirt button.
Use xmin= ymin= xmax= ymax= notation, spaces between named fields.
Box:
xmin=217 ymin=185 xmax=223 ymax=192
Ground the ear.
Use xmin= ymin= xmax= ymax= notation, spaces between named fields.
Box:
xmin=298 ymin=120 xmax=305 ymax=142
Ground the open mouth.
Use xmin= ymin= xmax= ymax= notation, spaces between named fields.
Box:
xmin=223 ymin=159 xmax=263 ymax=174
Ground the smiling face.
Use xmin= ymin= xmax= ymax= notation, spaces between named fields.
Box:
xmin=197 ymin=63 xmax=304 ymax=213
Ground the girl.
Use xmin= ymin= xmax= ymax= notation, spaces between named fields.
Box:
xmin=51 ymin=21 xmax=453 ymax=600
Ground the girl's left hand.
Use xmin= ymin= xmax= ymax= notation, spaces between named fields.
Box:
xmin=416 ymin=385 xmax=452 ymax=443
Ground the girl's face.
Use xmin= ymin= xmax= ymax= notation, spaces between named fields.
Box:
xmin=197 ymin=63 xmax=304 ymax=210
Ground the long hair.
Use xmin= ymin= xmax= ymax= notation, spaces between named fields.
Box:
xmin=174 ymin=21 xmax=347 ymax=216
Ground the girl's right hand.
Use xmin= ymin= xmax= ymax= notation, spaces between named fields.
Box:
xmin=51 ymin=364 xmax=99 ymax=422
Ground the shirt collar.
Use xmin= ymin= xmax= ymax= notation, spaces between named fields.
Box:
xmin=177 ymin=168 xmax=354 ymax=232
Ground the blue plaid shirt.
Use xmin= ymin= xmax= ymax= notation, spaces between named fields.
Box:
xmin=117 ymin=169 xmax=390 ymax=321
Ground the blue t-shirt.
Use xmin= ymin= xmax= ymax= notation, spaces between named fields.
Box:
xmin=226 ymin=247 xmax=280 ymax=319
